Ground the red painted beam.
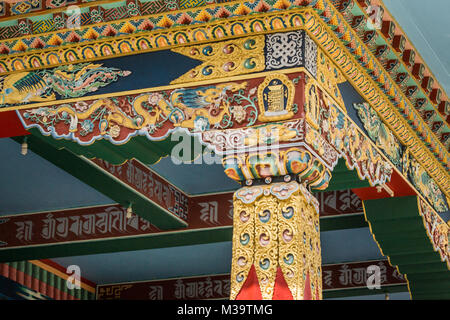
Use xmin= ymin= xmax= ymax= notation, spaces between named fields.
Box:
xmin=0 ymin=111 xmax=29 ymax=138
xmin=352 ymin=170 xmax=417 ymax=201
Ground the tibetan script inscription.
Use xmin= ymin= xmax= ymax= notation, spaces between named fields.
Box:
xmin=97 ymin=260 xmax=406 ymax=300
xmin=0 ymin=205 xmax=157 ymax=248
xmin=92 ymin=159 xmax=189 ymax=221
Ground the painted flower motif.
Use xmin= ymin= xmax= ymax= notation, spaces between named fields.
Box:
xmin=249 ymin=87 xmax=257 ymax=96
xmin=81 ymin=119 xmax=94 ymax=133
xmin=27 ymin=107 xmax=49 ymax=117
xmin=165 ymin=0 xmax=177 ymax=10
xmin=148 ymin=93 xmax=163 ymax=105
xmin=90 ymin=10 xmax=103 ymax=23
xmin=322 ymin=119 xmax=329 ymax=133
xmin=18 ymin=20 xmax=31 ymax=35
xmin=194 ymin=116 xmax=210 ymax=132
xmin=108 ymin=125 xmax=121 ymax=138
xmin=148 ymin=124 xmax=157 ymax=134
xmin=231 ymin=105 xmax=246 ymax=124
xmin=75 ymin=101 xmax=89 ymax=112
xmin=127 ymin=2 xmax=139 ymax=16
xmin=53 ymin=16 xmax=65 ymax=29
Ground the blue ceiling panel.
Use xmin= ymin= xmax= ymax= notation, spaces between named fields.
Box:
xmin=320 ymin=228 xmax=384 ymax=264
xmin=150 ymin=157 xmax=240 ymax=195
xmin=0 ymin=138 xmax=113 ymax=216
xmin=52 ymin=242 xmax=233 ymax=285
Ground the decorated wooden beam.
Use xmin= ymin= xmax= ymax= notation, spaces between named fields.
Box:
xmin=0 ymin=0 xmax=122 ymax=20
xmin=348 ymin=0 xmax=449 ymax=140
xmin=0 ymin=188 xmax=366 ymax=262
xmin=0 ymin=259 xmax=96 ymax=300
xmin=6 ymin=31 xmax=449 ymax=204
xmin=0 ymin=0 xmax=222 ymax=23
xmin=0 ymin=1 xmax=448 ymax=165
xmin=302 ymin=13 xmax=449 ymax=188
xmin=96 ymin=259 xmax=408 ymax=300
xmin=0 ymin=31 xmax=446 ymax=206
xmin=10 ymin=31 xmax=440 ymax=234
xmin=362 ymin=195 xmax=450 ymax=300
xmin=349 ymin=101 xmax=448 ymax=213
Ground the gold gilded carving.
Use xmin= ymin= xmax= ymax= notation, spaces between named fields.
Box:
xmin=171 ymin=36 xmax=265 ymax=85
xmin=316 ymin=51 xmax=346 ymax=109
xmin=230 ymin=192 xmax=256 ymax=300
xmin=0 ymin=72 xmax=55 ymax=105
xmin=243 ymin=124 xmax=298 ymax=147
xmin=278 ymin=186 xmax=321 ymax=300
xmin=258 ymin=74 xmax=295 ymax=122
xmin=230 ymin=182 xmax=322 ymax=300
xmin=254 ymin=193 xmax=278 ymax=300
xmin=305 ymin=81 xmax=321 ymax=130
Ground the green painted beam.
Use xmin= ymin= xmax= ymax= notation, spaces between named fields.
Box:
xmin=11 ymin=135 xmax=187 ymax=230
xmin=0 ymin=227 xmax=233 ymax=263
xmin=25 ymin=128 xmax=202 ymax=166
xmin=320 ymin=214 xmax=367 ymax=230
xmin=363 ymin=196 xmax=450 ymax=300
xmin=321 ymin=180 xmax=371 ymax=191
xmin=26 ymin=129 xmax=175 ymax=166
xmin=323 ymin=284 xmax=408 ymax=299
xmin=388 ymin=252 xmax=446 ymax=266
xmin=314 ymin=159 xmax=371 ymax=192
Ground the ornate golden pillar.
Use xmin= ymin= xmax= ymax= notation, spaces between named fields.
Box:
xmin=230 ymin=180 xmax=322 ymax=300
xmin=220 ymin=144 xmax=330 ymax=300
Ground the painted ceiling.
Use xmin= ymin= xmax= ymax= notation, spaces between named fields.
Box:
xmin=3 ymin=0 xmax=450 ymax=300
